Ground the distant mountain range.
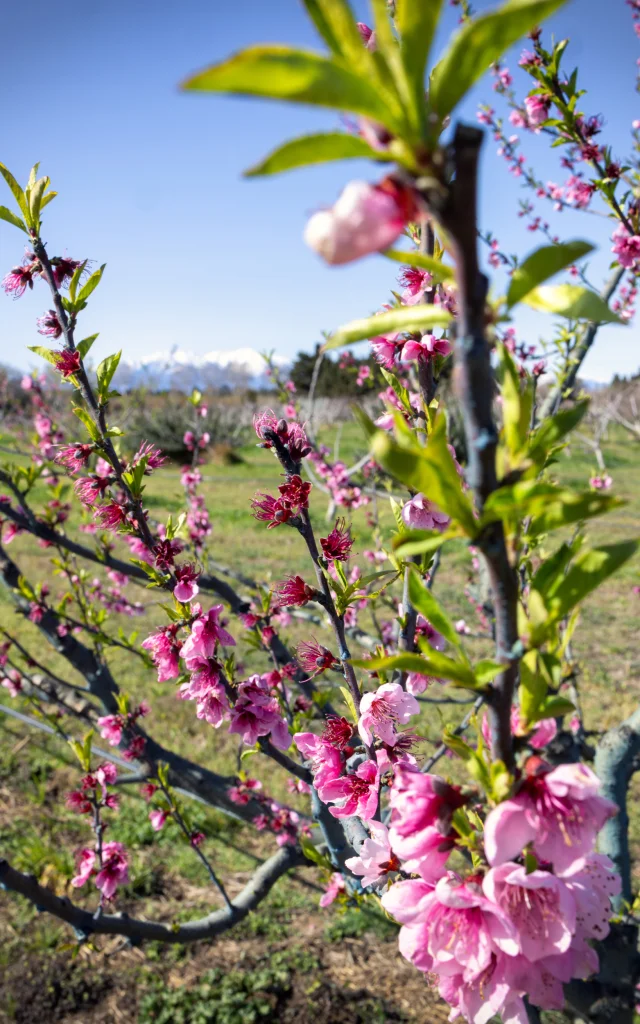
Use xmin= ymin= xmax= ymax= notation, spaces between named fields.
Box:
xmin=113 ymin=347 xmax=290 ymax=392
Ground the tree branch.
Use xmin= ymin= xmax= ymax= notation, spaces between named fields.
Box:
xmin=0 ymin=845 xmax=307 ymax=944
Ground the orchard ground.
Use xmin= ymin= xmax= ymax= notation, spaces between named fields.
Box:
xmin=0 ymin=419 xmax=638 ymax=1024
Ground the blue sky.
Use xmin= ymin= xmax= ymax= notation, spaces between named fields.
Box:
xmin=0 ymin=0 xmax=638 ymax=380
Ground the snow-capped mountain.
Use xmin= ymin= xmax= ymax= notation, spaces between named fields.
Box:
xmin=114 ymin=347 xmax=290 ymax=392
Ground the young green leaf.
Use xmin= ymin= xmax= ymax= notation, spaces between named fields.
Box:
xmin=519 ymin=650 xmax=547 ymax=724
xmin=396 ymin=0 xmax=445 ymax=123
xmin=407 ymin=566 xmax=462 ymax=650
xmin=27 ymin=345 xmax=58 ymax=366
xmin=393 ymin=527 xmax=456 ymax=558
xmin=324 ymin=303 xmax=452 ymax=349
xmin=73 ymin=406 xmax=101 ymax=442
xmin=429 ymin=0 xmax=567 ymax=119
xmin=352 ymin=650 xmax=478 ymax=688
xmin=0 ymin=205 xmax=27 ymax=233
xmin=522 ymin=284 xmax=623 ymax=323
xmin=76 ymin=334 xmax=99 ymax=360
xmin=182 ymin=45 xmax=403 ymax=133
xmin=497 ymin=343 xmax=533 ymax=458
xmin=527 ymin=399 xmax=589 ymax=464
xmin=533 ymin=695 xmax=575 ymax=721
xmin=96 ymin=351 xmax=122 ymax=402
xmin=77 ymin=265 xmax=105 ymax=305
xmin=506 ymin=240 xmax=594 ymax=308
xmin=383 ymin=247 xmax=455 ymax=280
xmin=244 ymin=132 xmax=392 ymax=177
xmin=0 ymin=162 xmax=30 ymax=222
xmin=546 ymin=541 xmax=638 ymax=620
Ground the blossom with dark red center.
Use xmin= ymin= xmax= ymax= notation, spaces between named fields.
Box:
xmin=320 ymin=518 xmax=353 ymax=562
xmin=297 ymin=638 xmax=338 ymax=678
xmin=94 ymin=501 xmax=128 ymax=531
xmin=254 ymin=409 xmax=286 ymax=445
xmin=51 ymin=256 xmax=83 ymax=288
xmin=278 ymin=474 xmax=311 ymax=509
xmin=2 ymin=264 xmax=35 ymax=298
xmin=322 ymin=715 xmax=354 ymax=750
xmin=153 ymin=538 xmax=181 ymax=570
xmin=399 ymin=266 xmax=432 ymax=305
xmin=133 ymin=441 xmax=167 ymax=471
xmin=273 ymin=574 xmax=316 ymax=608
xmin=53 ymin=349 xmax=82 ymax=378
xmin=37 ymin=311 xmax=64 ymax=339
xmin=285 ymin=423 xmax=312 ymax=461
xmin=75 ymin=475 xmax=111 ymax=506
xmin=66 ymin=790 xmax=92 ymax=813
xmin=123 ymin=735 xmax=146 ymax=761
xmin=190 ymin=830 xmax=205 ymax=847
xmin=251 ymin=492 xmax=295 ymax=528
xmin=54 ymin=443 xmax=94 ymax=472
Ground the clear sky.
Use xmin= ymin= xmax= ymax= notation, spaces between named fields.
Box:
xmin=0 ymin=0 xmax=638 ymax=380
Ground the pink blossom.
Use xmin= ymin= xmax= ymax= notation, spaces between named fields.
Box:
xmin=296 ymin=638 xmax=338 ymax=678
xmin=484 ymin=762 xmax=617 ymax=871
xmin=71 ymin=847 xmax=96 ymax=889
xmin=95 ymin=841 xmax=129 ymax=899
xmin=304 ymin=179 xmax=415 ymax=265
xmin=149 ymin=808 xmax=168 ymax=831
xmin=228 ymin=674 xmax=291 ymax=750
xmin=524 ymin=94 xmax=550 ymax=126
xmin=141 ymin=626 xmax=182 ymax=682
xmin=370 ymin=334 xmax=398 ymax=369
xmin=560 ymin=852 xmax=621 ymax=943
xmin=319 ymin=871 xmax=346 ymax=907
xmin=294 ymin=732 xmax=345 ymax=802
xmin=399 ymin=335 xmax=451 ymax=363
xmin=509 ymin=109 xmax=527 ymax=128
xmin=54 ymin=443 xmax=93 ymax=472
xmin=323 ymin=758 xmax=380 ymax=819
xmin=1 ymin=670 xmax=22 ymax=697
xmin=36 ymin=310 xmax=64 ymax=339
xmin=96 ymin=714 xmax=123 ymax=746
xmin=387 ymin=768 xmax=462 ymax=881
xmin=483 ymin=862 xmax=576 ymax=961
xmin=612 ymin=224 xmax=640 ymax=268
xmin=345 ymin=820 xmax=399 ymax=887
xmin=590 ymin=473 xmax=612 ymax=490
xmin=399 ymin=266 xmax=432 ymax=305
xmin=358 ymin=682 xmax=419 ymax=746
xmin=273 ymin=574 xmax=316 ymax=608
xmin=180 ymin=606 xmax=235 ymax=668
xmin=2 ymin=263 xmax=36 ymax=298
xmin=405 ymin=672 xmax=436 ymax=696
xmin=356 ymin=22 xmax=376 ymax=49
xmin=401 ymin=493 xmax=450 ymax=532
xmin=382 ymin=873 xmax=516 ymax=981
xmin=173 ymin=563 xmax=200 ymax=603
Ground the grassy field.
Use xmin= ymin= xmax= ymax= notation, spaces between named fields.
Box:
xmin=0 ymin=419 xmax=638 ymax=1023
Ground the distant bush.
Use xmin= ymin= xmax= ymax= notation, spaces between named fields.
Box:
xmin=127 ymin=395 xmax=251 ymax=461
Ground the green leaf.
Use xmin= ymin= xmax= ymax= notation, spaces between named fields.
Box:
xmin=302 ymin=0 xmax=377 ymax=66
xmin=352 ymin=651 xmax=478 ymax=688
xmin=407 ymin=566 xmax=462 ymax=650
xmin=96 ymin=351 xmax=122 ymax=401
xmin=182 ymin=45 xmax=402 ymax=132
xmin=533 ymin=695 xmax=575 ymax=721
xmin=27 ymin=345 xmax=58 ymax=366
xmin=522 ymin=284 xmax=623 ymax=323
xmin=546 ymin=541 xmax=638 ymax=620
xmin=530 ymin=539 xmax=579 ymax=598
xmin=506 ymin=240 xmax=594 ymax=308
xmin=0 ymin=205 xmax=27 ymax=233
xmin=393 ymin=527 xmax=456 ymax=558
xmin=0 ymin=162 xmax=29 ymax=221
xmin=474 ymin=660 xmax=505 ymax=684
xmin=497 ymin=343 xmax=533 ymax=458
xmin=244 ymin=132 xmax=392 ymax=177
xmin=28 ymin=176 xmax=49 ymax=228
xmin=429 ymin=0 xmax=567 ymax=119
xmin=371 ymin=417 xmax=478 ymax=537
xmin=396 ymin=0 xmax=445 ymax=123
xmin=383 ymin=247 xmax=454 ymax=281
xmin=519 ymin=650 xmax=546 ymax=723
xmin=299 ymin=834 xmax=332 ymax=870
xmin=339 ymin=685 xmax=359 ymax=725
xmin=527 ymin=399 xmax=588 ymax=464
xmin=77 ymin=264 xmax=105 ymax=305
xmin=68 ymin=261 xmax=88 ymax=304
xmin=73 ymin=406 xmax=101 ymax=442
xmin=76 ymin=334 xmax=98 ymax=360
xmin=324 ymin=303 xmax=452 ymax=349
xmin=481 ymin=480 xmax=622 ymax=533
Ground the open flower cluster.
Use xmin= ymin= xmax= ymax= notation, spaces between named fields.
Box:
xmin=378 ymin=760 xmax=619 ymax=1023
